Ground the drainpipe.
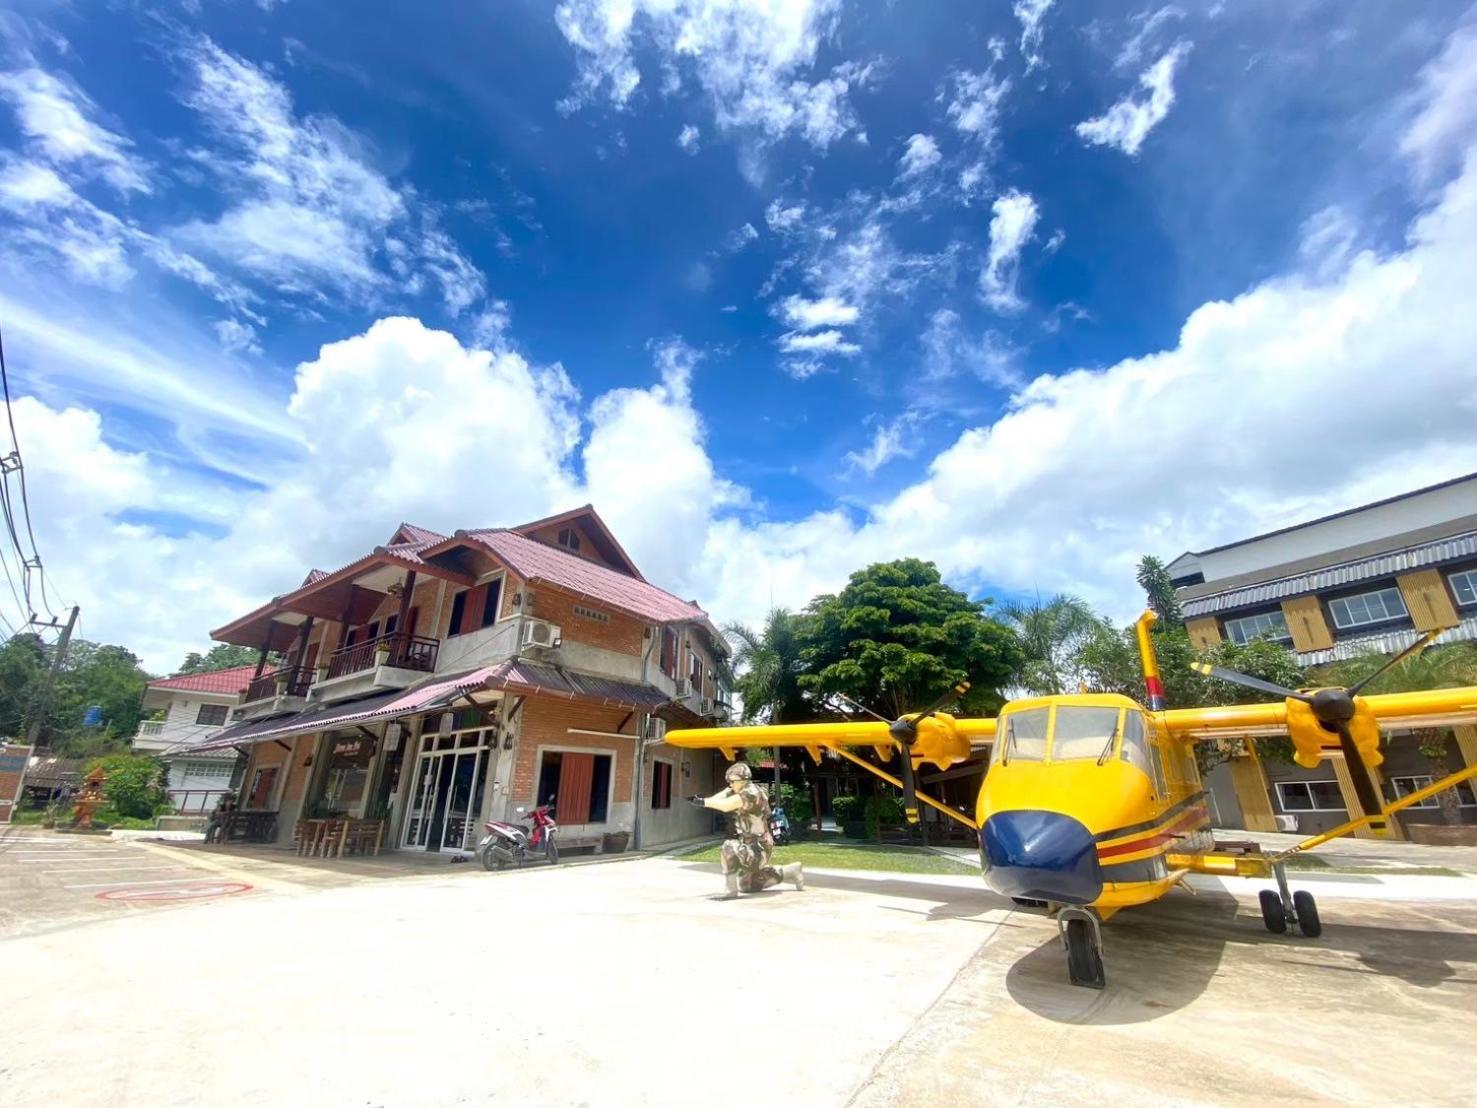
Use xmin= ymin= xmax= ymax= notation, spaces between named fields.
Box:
xmin=632 ymin=712 xmax=647 ymax=851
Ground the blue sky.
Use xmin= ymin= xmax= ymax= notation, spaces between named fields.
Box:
xmin=0 ymin=0 xmax=1474 ymax=671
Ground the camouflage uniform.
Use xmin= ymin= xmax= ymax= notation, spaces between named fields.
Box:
xmin=719 ymin=782 xmax=783 ymax=892
xmin=693 ymin=763 xmax=803 ymax=898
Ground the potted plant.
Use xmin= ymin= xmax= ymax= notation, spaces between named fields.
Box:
xmin=602 ymin=825 xmax=631 ymax=854
xmin=373 ymin=639 xmax=392 ymax=667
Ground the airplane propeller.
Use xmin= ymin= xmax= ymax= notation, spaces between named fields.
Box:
xmin=1192 ymin=631 xmax=1439 ymax=826
xmin=830 ymin=683 xmax=970 ymax=824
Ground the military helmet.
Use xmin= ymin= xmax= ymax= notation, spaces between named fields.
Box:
xmin=725 ymin=762 xmax=753 ymax=783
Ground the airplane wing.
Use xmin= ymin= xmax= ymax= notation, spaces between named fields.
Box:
xmin=1160 ymin=686 xmax=1477 ymax=740
xmin=662 ymin=716 xmax=997 ymax=757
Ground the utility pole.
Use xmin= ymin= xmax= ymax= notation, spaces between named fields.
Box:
xmin=25 ymin=605 xmax=78 ymax=750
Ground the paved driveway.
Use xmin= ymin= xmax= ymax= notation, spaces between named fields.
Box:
xmin=3 ymin=843 xmax=1475 ymax=1106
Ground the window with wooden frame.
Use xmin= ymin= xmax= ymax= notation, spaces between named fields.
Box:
xmin=651 ymin=761 xmax=673 ymax=809
xmin=557 ymin=527 xmax=581 ymax=552
xmin=195 ymin=703 xmax=229 ymax=726
xmin=660 ymin=628 xmax=677 ymax=677
xmin=688 ymin=650 xmax=703 ymax=689
xmin=447 ymin=579 xmax=502 ymax=638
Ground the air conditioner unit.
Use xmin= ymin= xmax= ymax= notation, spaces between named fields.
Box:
xmin=699 ymin=697 xmax=715 ymax=716
xmin=674 ymin=678 xmax=692 ymax=698
xmin=521 ymin=619 xmax=562 ymax=649
xmin=1274 ymin=814 xmax=1298 ymax=833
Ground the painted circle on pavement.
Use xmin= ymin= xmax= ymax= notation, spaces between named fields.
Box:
xmin=97 ymin=881 xmax=252 ymax=902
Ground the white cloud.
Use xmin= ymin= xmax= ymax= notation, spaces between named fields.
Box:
xmin=725 ymin=221 xmax=759 ymax=250
xmin=980 ymin=190 xmax=1039 ymax=311
xmin=1076 ymin=41 xmax=1191 ymax=156
xmin=945 ymin=69 xmax=1010 ymax=141
xmin=781 ymin=357 xmax=826 ymax=380
xmin=173 ymin=38 xmax=486 ymax=314
xmin=921 ymin=308 xmax=1020 ymax=387
xmin=897 ymin=133 xmax=941 ymax=178
xmin=678 ymin=123 xmax=700 ymax=152
xmin=213 ymin=318 xmax=261 ymax=355
xmin=1013 ymin=0 xmax=1054 ymax=72
xmin=845 ymin=413 xmax=920 ymax=475
xmin=778 ymin=294 xmax=858 ymax=330
xmin=554 ymin=0 xmax=867 ymax=148
xmin=0 ymin=67 xmax=149 ymax=193
xmin=1116 ymin=5 xmax=1184 ymax=71
xmin=778 ymin=329 xmax=860 ymax=355
xmin=765 ymin=199 xmax=807 ymax=233
xmin=1400 ymin=22 xmax=1477 ymax=186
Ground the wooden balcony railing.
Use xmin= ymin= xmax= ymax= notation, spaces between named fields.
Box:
xmin=241 ymin=665 xmax=314 ymax=704
xmin=325 ymin=632 xmax=439 ymax=681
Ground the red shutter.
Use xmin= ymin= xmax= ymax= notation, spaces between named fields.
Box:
xmin=660 ymin=630 xmax=676 ymax=676
xmin=654 ymin=762 xmax=671 ymax=808
xmin=556 ymin=753 xmax=594 ymax=825
xmin=459 ymin=586 xmax=487 ymax=635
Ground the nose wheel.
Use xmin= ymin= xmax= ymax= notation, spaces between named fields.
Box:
xmin=1058 ymin=906 xmax=1106 ymax=989
xmin=1259 ymin=862 xmax=1322 ymax=937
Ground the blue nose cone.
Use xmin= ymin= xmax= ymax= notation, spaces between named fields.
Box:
xmin=980 ymin=810 xmax=1102 ymax=905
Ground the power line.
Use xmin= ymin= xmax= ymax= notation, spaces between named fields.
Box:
xmin=0 ymin=324 xmax=64 ymax=624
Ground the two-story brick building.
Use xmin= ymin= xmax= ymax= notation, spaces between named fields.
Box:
xmin=182 ymin=507 xmax=729 ymax=853
xmin=1167 ymin=473 xmax=1477 ymax=839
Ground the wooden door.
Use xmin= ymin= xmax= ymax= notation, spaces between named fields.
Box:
xmin=556 ymin=753 xmax=595 ymax=824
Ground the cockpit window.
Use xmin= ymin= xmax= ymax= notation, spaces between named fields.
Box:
xmin=1000 ymin=708 xmax=1049 ymax=763
xmin=1051 ymin=706 xmax=1122 ymax=761
xmin=1119 ymin=710 xmax=1155 ymax=785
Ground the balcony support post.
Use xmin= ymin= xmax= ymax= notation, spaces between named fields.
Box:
xmin=251 ymin=612 xmax=277 ymax=682
xmin=394 ymin=570 xmax=417 ymax=663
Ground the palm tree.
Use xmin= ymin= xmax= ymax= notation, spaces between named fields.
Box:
xmin=1318 ymin=642 xmax=1477 ymax=825
xmin=1003 ymin=594 xmax=1109 ymax=697
xmin=725 ymin=609 xmax=813 ymax=724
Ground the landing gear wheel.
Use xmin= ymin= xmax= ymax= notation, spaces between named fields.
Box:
xmin=1064 ymin=917 xmax=1106 ymax=990
xmin=1259 ymin=888 xmax=1288 ymax=934
xmin=546 ymin=838 xmax=560 ymax=865
xmin=1293 ymin=889 xmax=1321 ymax=937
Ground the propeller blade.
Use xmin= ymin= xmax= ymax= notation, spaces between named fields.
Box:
xmin=830 ymin=692 xmax=891 ymax=724
xmin=1346 ymin=629 xmax=1441 ymax=695
xmin=1336 ymin=724 xmax=1387 ymax=832
xmin=1190 ymin=662 xmax=1310 ymax=702
xmin=899 ymin=748 xmax=920 ymax=825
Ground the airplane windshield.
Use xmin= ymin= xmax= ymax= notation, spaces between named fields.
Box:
xmin=1000 ymin=708 xmax=1049 ymax=763
xmin=1052 ymin=707 xmax=1123 ymax=760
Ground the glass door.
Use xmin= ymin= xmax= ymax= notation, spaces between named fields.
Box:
xmin=401 ymin=730 xmax=492 ymax=852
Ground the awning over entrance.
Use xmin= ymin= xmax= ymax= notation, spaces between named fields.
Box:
xmin=183 ymin=659 xmax=673 ymax=753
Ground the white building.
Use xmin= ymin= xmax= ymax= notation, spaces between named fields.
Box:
xmin=134 ymin=665 xmax=253 ymax=812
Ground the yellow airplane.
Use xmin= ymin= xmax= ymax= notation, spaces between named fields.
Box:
xmin=664 ymin=611 xmax=1477 ymax=988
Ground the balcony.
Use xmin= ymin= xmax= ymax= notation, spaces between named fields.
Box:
xmin=242 ymin=665 xmax=314 ymax=704
xmin=138 ymin=720 xmax=163 ymax=737
xmin=310 ymin=632 xmax=440 ymax=704
xmin=236 ymin=665 xmax=315 ymax=720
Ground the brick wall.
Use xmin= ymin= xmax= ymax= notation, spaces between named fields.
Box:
xmin=530 ymin=586 xmax=645 ymax=656
xmin=509 ymin=698 xmax=637 ymax=806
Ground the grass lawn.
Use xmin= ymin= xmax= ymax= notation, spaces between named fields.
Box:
xmin=677 ymin=839 xmax=977 ymax=876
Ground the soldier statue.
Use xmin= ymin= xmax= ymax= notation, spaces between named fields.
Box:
xmin=690 ymin=762 xmax=804 ymax=899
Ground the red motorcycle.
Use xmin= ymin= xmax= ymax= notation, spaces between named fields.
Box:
xmin=477 ymin=802 xmax=559 ymax=870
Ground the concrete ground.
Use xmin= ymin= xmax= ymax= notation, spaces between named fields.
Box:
xmin=3 ymin=830 xmax=1476 ymax=1107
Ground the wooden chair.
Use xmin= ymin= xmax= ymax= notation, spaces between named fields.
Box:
xmin=342 ymin=819 xmax=385 ymax=857
xmin=317 ymin=818 xmax=348 ymax=858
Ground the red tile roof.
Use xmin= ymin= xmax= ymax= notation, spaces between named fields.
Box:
xmin=148 ymin=664 xmax=259 ymax=694
xmin=465 ymin=529 xmax=709 ymax=625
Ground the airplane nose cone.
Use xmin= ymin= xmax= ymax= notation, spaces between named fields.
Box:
xmin=980 ymin=810 xmax=1102 ymax=905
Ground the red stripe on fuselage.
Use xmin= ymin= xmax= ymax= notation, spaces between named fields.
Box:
xmin=1095 ymin=806 xmax=1208 ymax=859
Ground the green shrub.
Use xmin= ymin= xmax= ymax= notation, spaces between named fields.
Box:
xmin=831 ymin=795 xmax=859 ymax=826
xmin=88 ymin=754 xmax=171 ymax=819
xmin=769 ymin=783 xmax=814 ymax=830
xmin=864 ymin=795 xmax=904 ymax=840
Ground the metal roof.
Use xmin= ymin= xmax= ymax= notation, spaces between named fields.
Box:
xmin=1295 ymin=614 xmax=1477 ymax=667
xmin=1181 ymin=529 xmax=1477 ymax=616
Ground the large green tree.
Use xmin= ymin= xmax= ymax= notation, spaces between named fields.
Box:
xmin=1003 ymin=594 xmax=1111 ymax=696
xmin=1318 ymin=642 xmax=1477 ymax=825
xmin=177 ymin=643 xmax=259 ymax=674
xmin=726 ymin=609 xmax=813 ymax=724
xmin=797 ymin=559 xmax=1022 ymax=718
xmin=0 ymin=634 xmax=151 ymax=753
